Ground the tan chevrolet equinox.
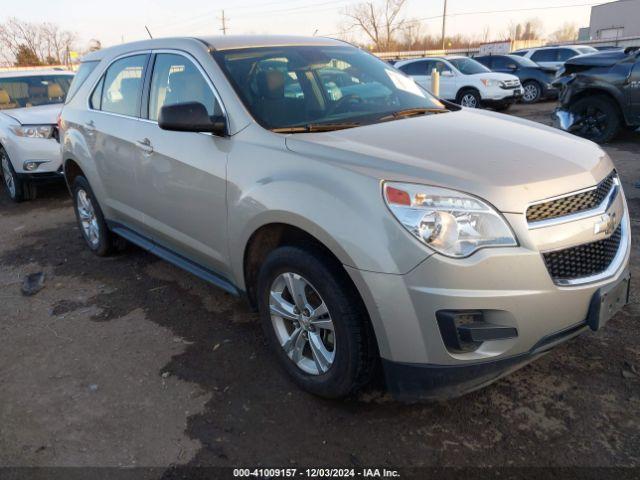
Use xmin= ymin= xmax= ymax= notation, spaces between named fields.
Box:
xmin=60 ymin=36 xmax=631 ymax=400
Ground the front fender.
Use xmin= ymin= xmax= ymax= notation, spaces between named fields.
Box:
xmin=226 ymin=129 xmax=432 ymax=289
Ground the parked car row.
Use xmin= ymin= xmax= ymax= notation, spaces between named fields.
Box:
xmin=0 ymin=36 xmax=632 ymax=402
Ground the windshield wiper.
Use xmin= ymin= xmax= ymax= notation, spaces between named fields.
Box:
xmin=378 ymin=108 xmax=448 ymax=122
xmin=272 ymin=122 xmax=361 ymax=134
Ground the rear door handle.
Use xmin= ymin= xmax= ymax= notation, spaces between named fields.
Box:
xmin=136 ymin=138 xmax=154 ymax=155
xmin=84 ymin=120 xmax=96 ymax=134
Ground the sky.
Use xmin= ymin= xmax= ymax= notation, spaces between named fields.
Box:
xmin=3 ymin=0 xmax=599 ymax=49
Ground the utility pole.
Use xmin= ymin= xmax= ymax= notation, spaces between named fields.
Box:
xmin=220 ymin=10 xmax=228 ymax=35
xmin=441 ymin=0 xmax=448 ymax=51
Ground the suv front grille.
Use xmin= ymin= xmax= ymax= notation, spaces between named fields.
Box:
xmin=526 ymin=172 xmax=616 ymax=223
xmin=543 ymin=224 xmax=622 ymax=282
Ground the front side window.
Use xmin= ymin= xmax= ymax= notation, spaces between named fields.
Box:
xmin=214 ymin=45 xmax=446 ymax=131
xmin=448 ymin=58 xmax=489 ymax=75
xmin=100 ymin=54 xmax=146 ymax=117
xmin=492 ymin=57 xmax=517 ymax=70
xmin=0 ymin=74 xmax=73 ymax=110
xmin=148 ymin=53 xmax=223 ymax=121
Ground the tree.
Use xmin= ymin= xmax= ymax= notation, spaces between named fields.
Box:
xmin=343 ymin=0 xmax=408 ymax=51
xmin=14 ymin=44 xmax=42 ymax=66
xmin=0 ymin=17 xmax=76 ymax=66
xmin=549 ymin=22 xmax=578 ymax=43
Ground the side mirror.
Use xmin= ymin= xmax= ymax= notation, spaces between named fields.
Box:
xmin=440 ymin=70 xmax=454 ymax=77
xmin=158 ymin=101 xmax=227 ymax=136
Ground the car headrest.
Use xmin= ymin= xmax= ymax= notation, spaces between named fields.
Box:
xmin=257 ymin=70 xmax=285 ymax=100
xmin=166 ymin=71 xmax=206 ymax=105
xmin=48 ymin=83 xmax=64 ymax=99
xmin=119 ymin=78 xmax=139 ymax=100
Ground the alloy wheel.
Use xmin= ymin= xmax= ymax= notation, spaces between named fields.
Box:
xmin=269 ymin=272 xmax=336 ymax=375
xmin=461 ymin=93 xmax=478 ymax=108
xmin=76 ymin=189 xmax=100 ymax=248
xmin=1 ymin=153 xmax=16 ymax=198
xmin=523 ymin=83 xmax=540 ymax=103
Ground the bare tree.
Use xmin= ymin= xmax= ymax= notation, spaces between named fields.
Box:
xmin=0 ymin=17 xmax=76 ymax=66
xmin=549 ymin=22 xmax=578 ymax=43
xmin=343 ymin=0 xmax=408 ymax=51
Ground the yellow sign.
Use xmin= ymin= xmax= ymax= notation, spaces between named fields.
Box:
xmin=69 ymin=51 xmax=79 ymax=59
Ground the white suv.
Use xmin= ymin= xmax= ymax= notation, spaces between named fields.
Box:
xmin=395 ymin=56 xmax=522 ymax=110
xmin=511 ymin=45 xmax=598 ymax=72
xmin=0 ymin=69 xmax=74 ymax=201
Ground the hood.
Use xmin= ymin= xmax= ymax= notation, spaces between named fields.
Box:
xmin=0 ymin=103 xmax=62 ymax=125
xmin=285 ymin=109 xmax=612 ymax=214
xmin=565 ymin=50 xmax=629 ymax=68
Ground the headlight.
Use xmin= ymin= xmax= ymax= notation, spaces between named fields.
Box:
xmin=10 ymin=125 xmax=54 ymax=139
xmin=480 ymin=79 xmax=502 ymax=87
xmin=383 ymin=182 xmax=518 ymax=258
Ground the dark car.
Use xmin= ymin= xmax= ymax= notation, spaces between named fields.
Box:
xmin=475 ymin=54 xmax=557 ymax=103
xmin=553 ymin=47 xmax=640 ymax=143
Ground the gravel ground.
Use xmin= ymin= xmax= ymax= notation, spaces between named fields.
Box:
xmin=0 ymin=102 xmax=638 ymax=475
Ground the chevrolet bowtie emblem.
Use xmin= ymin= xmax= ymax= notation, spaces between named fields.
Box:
xmin=594 ymin=212 xmax=616 ymax=236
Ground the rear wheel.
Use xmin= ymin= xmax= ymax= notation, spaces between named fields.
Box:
xmin=522 ymin=80 xmax=542 ymax=104
xmin=71 ymin=175 xmax=114 ymax=256
xmin=257 ymin=246 xmax=377 ymax=398
xmin=456 ymin=89 xmax=481 ymax=108
xmin=569 ymin=95 xmax=621 ymax=143
xmin=1 ymin=147 xmax=36 ymax=202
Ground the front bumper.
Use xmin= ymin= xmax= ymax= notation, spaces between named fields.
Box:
xmin=346 ymin=201 xmax=631 ymax=400
xmin=482 ymin=86 xmax=522 ymax=103
xmin=2 ymin=134 xmax=62 ymax=175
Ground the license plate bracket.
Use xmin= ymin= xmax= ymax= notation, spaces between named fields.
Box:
xmin=586 ymin=276 xmax=630 ymax=331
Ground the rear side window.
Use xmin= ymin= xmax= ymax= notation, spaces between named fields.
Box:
xmin=558 ymin=48 xmax=578 ymax=61
xmin=66 ymin=61 xmax=98 ymax=103
xmin=399 ymin=61 xmax=427 ymax=76
xmin=97 ymin=54 xmax=147 ymax=117
xmin=148 ymin=53 xmax=222 ymax=121
xmin=531 ymin=49 xmax=557 ymax=62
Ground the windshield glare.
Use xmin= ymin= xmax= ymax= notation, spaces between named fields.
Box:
xmin=0 ymin=74 xmax=73 ymax=110
xmin=448 ymin=57 xmax=490 ymax=75
xmin=213 ymin=45 xmax=446 ymax=130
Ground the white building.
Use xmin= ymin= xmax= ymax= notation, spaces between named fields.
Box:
xmin=588 ymin=0 xmax=640 ymax=40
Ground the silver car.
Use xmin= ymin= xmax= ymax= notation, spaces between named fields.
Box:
xmin=60 ymin=36 xmax=631 ymax=400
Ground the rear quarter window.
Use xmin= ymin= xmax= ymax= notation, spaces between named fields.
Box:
xmin=66 ymin=61 xmax=99 ymax=103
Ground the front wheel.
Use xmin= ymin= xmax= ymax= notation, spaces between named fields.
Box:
xmin=1 ymin=147 xmax=36 ymax=202
xmin=522 ymin=80 xmax=542 ymax=104
xmin=257 ymin=246 xmax=377 ymax=398
xmin=569 ymin=96 xmax=621 ymax=143
xmin=456 ymin=89 xmax=481 ymax=108
xmin=71 ymin=175 xmax=114 ymax=256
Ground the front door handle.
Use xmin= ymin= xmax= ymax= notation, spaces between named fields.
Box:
xmin=136 ymin=138 xmax=154 ymax=155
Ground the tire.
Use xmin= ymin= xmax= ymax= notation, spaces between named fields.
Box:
xmin=569 ymin=95 xmax=621 ymax=143
xmin=456 ymin=89 xmax=481 ymax=108
xmin=71 ymin=175 xmax=114 ymax=256
xmin=1 ymin=147 xmax=36 ymax=202
xmin=521 ymin=80 xmax=542 ymax=104
xmin=257 ymin=245 xmax=377 ymax=399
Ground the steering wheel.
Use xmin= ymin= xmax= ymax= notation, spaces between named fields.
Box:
xmin=326 ymin=94 xmax=363 ymax=116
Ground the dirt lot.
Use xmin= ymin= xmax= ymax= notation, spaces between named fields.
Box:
xmin=0 ymin=102 xmax=639 ymax=474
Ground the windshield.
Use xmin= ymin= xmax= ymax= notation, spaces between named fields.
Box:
xmin=510 ymin=55 xmax=538 ymax=67
xmin=213 ymin=45 xmax=446 ymax=131
xmin=448 ymin=57 xmax=490 ymax=75
xmin=0 ymin=74 xmax=73 ymax=110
